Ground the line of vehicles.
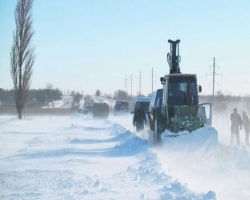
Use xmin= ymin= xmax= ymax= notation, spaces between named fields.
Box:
xmin=79 ymin=39 xmax=213 ymax=139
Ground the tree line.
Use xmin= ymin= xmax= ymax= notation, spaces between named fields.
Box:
xmin=0 ymin=88 xmax=142 ymax=108
xmin=200 ymin=91 xmax=250 ymax=114
xmin=0 ymin=88 xmax=62 ymax=107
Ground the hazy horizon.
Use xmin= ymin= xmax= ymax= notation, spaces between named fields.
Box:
xmin=1 ymin=1 xmax=250 ymax=96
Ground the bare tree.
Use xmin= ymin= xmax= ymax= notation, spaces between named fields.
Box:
xmin=10 ymin=0 xmax=35 ymax=119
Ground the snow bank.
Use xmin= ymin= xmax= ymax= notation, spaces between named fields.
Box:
xmin=161 ymin=125 xmax=218 ymax=156
xmin=0 ymin=115 xmax=216 ymax=200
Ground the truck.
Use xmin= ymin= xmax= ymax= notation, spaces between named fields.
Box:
xmin=148 ymin=89 xmax=163 ymax=131
xmin=154 ymin=39 xmax=212 ymax=135
xmin=92 ymin=102 xmax=109 ymax=119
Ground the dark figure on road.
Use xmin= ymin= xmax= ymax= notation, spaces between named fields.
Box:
xmin=242 ymin=111 xmax=250 ymax=147
xmin=133 ymin=103 xmax=147 ymax=132
xmin=230 ymin=108 xmax=242 ymax=146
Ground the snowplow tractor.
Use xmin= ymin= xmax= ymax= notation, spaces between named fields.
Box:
xmin=92 ymin=103 xmax=109 ymax=119
xmin=154 ymin=39 xmax=212 ymax=136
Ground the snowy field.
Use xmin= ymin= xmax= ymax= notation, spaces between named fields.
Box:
xmin=0 ymin=112 xmax=250 ymax=200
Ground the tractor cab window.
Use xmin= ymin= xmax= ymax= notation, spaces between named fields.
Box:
xmin=168 ymin=76 xmax=198 ymax=105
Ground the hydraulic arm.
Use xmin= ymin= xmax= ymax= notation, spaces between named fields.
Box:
xmin=167 ymin=39 xmax=181 ymax=74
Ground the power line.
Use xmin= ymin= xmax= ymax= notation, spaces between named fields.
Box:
xmin=150 ymin=67 xmax=157 ymax=94
xmin=206 ymin=57 xmax=222 ymax=99
xmin=124 ymin=74 xmax=133 ymax=97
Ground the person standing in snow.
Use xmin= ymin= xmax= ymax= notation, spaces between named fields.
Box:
xmin=133 ymin=103 xmax=147 ymax=132
xmin=230 ymin=108 xmax=242 ymax=146
xmin=242 ymin=111 xmax=250 ymax=147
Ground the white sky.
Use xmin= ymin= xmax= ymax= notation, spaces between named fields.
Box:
xmin=1 ymin=0 xmax=250 ymax=96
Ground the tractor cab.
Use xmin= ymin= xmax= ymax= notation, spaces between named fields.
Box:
xmin=162 ymin=74 xmax=199 ymax=106
xmin=154 ymin=39 xmax=212 ymax=134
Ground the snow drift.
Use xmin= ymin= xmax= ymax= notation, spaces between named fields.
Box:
xmin=0 ymin=115 xmax=217 ymax=200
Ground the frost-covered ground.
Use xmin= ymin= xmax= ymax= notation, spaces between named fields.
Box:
xmin=0 ymin=112 xmax=250 ymax=200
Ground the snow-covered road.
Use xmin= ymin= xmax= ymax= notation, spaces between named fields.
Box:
xmin=0 ymin=114 xmax=249 ymax=199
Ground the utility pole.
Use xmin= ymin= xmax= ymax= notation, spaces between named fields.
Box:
xmin=124 ymin=76 xmax=128 ymax=93
xmin=206 ymin=57 xmax=222 ymax=101
xmin=150 ymin=67 xmax=157 ymax=95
